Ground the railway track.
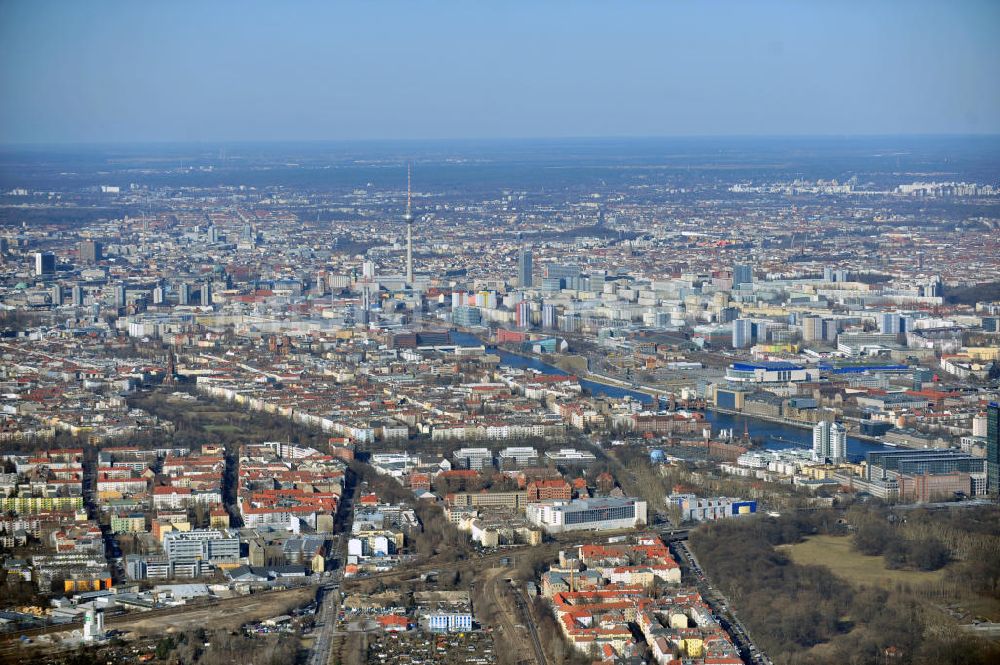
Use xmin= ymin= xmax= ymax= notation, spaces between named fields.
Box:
xmin=0 ymin=585 xmax=317 ymax=644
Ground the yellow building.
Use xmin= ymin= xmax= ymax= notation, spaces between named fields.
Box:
xmin=153 ymin=519 xmax=191 ymax=543
xmin=681 ymin=638 xmax=704 ymax=658
xmin=517 ymin=527 xmax=543 ymax=546
xmin=752 ymin=343 xmax=801 ymax=354
xmin=210 ymin=511 xmax=230 ymax=529
xmin=64 ymin=577 xmax=112 ymax=593
xmin=800 ymin=465 xmax=835 ymax=480
xmin=0 ymin=496 xmax=83 ymax=513
xmin=964 ymin=347 xmax=1000 ymax=361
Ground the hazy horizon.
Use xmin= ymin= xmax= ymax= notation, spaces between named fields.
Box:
xmin=4 ymin=132 xmax=1000 ymax=150
xmin=2 ymin=1 xmax=999 ymax=144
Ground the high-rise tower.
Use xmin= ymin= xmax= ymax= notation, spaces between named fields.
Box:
xmin=733 ymin=263 xmax=753 ymax=287
xmin=361 ymin=284 xmax=371 ymax=326
xmin=987 ymin=402 xmax=999 ymax=494
xmin=404 ymin=164 xmax=414 ymax=284
xmin=518 ymin=247 xmax=533 ymax=288
xmin=79 ymin=240 xmax=102 ymax=265
xmin=35 ymin=252 xmax=55 ymax=276
xmin=812 ymin=420 xmax=847 ymax=464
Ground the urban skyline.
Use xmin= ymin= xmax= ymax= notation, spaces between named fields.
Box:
xmin=1 ymin=3 xmax=998 ymax=665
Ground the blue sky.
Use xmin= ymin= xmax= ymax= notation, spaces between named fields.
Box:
xmin=1 ymin=0 xmax=998 ymax=143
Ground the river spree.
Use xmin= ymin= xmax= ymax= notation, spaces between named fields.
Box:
xmin=702 ymin=410 xmax=894 ymax=462
xmin=453 ymin=331 xmax=893 ymax=462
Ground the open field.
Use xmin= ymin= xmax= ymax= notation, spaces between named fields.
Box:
xmin=785 ymin=535 xmax=1000 ymax=624
xmin=781 ymin=535 xmax=949 ymax=588
xmin=121 ymin=586 xmax=316 ymax=636
xmin=0 ymin=586 xmax=317 ymax=662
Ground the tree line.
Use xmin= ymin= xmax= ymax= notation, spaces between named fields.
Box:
xmin=689 ymin=511 xmax=1000 ymax=665
xmin=849 ymin=504 xmax=1000 ymax=597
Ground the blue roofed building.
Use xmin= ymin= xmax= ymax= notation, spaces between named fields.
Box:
xmin=725 ymin=361 xmax=819 ymax=384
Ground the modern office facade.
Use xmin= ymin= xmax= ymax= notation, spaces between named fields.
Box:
xmin=526 ymin=497 xmax=647 ymax=533
xmin=544 ymin=448 xmax=597 ymax=465
xmin=452 ymin=447 xmax=493 ymax=470
xmin=733 ymin=264 xmax=753 ymax=287
xmin=732 ymin=319 xmax=753 ymax=348
xmin=497 ymin=446 xmax=539 ymax=468
xmin=452 ymin=305 xmax=482 ymax=327
xmin=878 ymin=312 xmax=909 ymax=335
xmin=866 ymin=449 xmax=987 ymax=482
xmin=518 ymin=248 xmax=533 ymax=287
xmin=35 ymin=252 xmax=55 ymax=276
xmin=726 ymin=361 xmax=818 ymax=384
xmin=78 ymin=240 xmax=102 ymax=264
xmin=163 ymin=529 xmax=239 ymax=566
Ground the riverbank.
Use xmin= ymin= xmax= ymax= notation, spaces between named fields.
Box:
xmin=709 ymin=407 xmax=887 ymax=443
xmin=507 ymin=352 xmax=657 ymax=404
xmin=452 ymin=329 xmax=893 ymax=459
xmin=579 ymin=371 xmax=661 ymax=400
xmin=455 ymin=329 xmax=657 ymax=403
xmin=709 ymin=406 xmax=817 ymax=432
xmin=704 ymin=409 xmax=895 ymax=461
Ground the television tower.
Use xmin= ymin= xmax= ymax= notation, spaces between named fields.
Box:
xmin=404 ymin=163 xmax=414 ymax=284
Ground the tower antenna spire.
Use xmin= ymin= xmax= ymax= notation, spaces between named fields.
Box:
xmin=405 ymin=162 xmax=414 ymax=284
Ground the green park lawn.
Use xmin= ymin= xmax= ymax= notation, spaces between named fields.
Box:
xmin=781 ymin=534 xmax=949 ymax=588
